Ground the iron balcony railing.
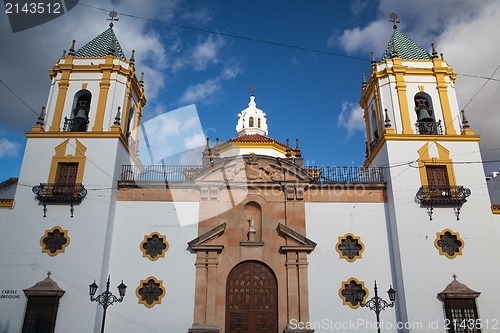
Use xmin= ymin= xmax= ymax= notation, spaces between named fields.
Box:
xmin=415 ymin=120 xmax=443 ymax=135
xmin=416 ymin=185 xmax=471 ymax=204
xmin=32 ymin=183 xmax=87 ymax=202
xmin=63 ymin=117 xmax=89 ymax=132
xmin=120 ymin=165 xmax=384 ymax=183
xmin=369 ymin=136 xmax=379 ymax=152
xmin=304 ymin=166 xmax=384 ymax=183
xmin=121 ymin=165 xmax=203 ymax=181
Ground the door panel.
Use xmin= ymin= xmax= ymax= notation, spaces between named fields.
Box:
xmin=226 ymin=261 xmax=277 ymax=333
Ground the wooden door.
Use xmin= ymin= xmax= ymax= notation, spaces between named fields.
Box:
xmin=226 ymin=261 xmax=277 ymax=333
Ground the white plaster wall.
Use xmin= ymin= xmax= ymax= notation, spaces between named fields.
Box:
xmin=381 ymin=139 xmax=500 ymax=332
xmin=0 ymin=136 xmax=129 ymax=332
xmin=306 ymin=202 xmax=397 ymax=332
xmin=221 ymin=147 xmax=285 ymax=158
xmin=106 ymin=201 xmax=198 ymax=333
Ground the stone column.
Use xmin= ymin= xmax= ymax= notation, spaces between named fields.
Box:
xmin=189 ymin=247 xmax=222 ymax=333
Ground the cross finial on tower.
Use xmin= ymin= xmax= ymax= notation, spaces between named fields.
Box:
xmin=107 ymin=11 xmax=119 ymax=28
xmin=452 ymin=274 xmax=457 ymax=281
xmin=248 ymin=84 xmax=258 ymax=96
xmin=389 ymin=12 xmax=400 ymax=30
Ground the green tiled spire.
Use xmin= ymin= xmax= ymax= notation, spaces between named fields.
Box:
xmin=381 ymin=30 xmax=431 ymax=61
xmin=74 ymin=27 xmax=126 ymax=60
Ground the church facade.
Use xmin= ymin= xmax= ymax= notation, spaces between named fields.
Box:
xmin=0 ymin=21 xmax=499 ymax=333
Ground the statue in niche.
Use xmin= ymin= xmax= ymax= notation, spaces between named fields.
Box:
xmin=248 ymin=216 xmax=255 ymax=232
xmin=247 ymin=216 xmax=256 ymax=241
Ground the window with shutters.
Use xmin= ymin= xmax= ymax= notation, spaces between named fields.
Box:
xmin=22 ymin=273 xmax=65 ymax=333
xmin=22 ymin=296 xmax=60 ymax=333
xmin=439 ymin=276 xmax=481 ymax=333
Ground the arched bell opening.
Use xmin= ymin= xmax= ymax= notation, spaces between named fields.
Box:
xmin=414 ymin=92 xmax=441 ymax=134
xmin=65 ymin=90 xmax=91 ymax=132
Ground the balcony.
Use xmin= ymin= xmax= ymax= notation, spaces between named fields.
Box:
xmin=119 ymin=165 xmax=384 ymax=183
xmin=304 ymin=166 xmax=384 ymax=183
xmin=33 ymin=183 xmax=87 ymax=202
xmin=120 ymin=165 xmax=202 ymax=182
xmin=416 ymin=185 xmax=471 ymax=205
xmin=63 ymin=117 xmax=89 ymax=132
xmin=415 ymin=121 xmax=443 ymax=135
xmin=32 ymin=183 xmax=87 ymax=217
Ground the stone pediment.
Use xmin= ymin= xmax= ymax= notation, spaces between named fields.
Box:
xmin=277 ymin=223 xmax=316 ymax=253
xmin=194 ymin=157 xmax=247 ymax=183
xmin=193 ymin=154 xmax=313 ymax=184
xmin=188 ymin=222 xmax=226 ymax=252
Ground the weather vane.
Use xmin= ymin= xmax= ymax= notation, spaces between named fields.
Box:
xmin=107 ymin=11 xmax=119 ymax=28
xmin=389 ymin=12 xmax=400 ymax=30
xmin=248 ymin=84 xmax=258 ymax=95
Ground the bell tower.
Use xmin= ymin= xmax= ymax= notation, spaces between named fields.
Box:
xmin=33 ymin=18 xmax=146 ymax=145
xmin=360 ymin=26 xmax=475 ymax=166
xmin=13 ymin=14 xmax=147 ymax=332
xmin=357 ymin=14 xmax=492 ymax=331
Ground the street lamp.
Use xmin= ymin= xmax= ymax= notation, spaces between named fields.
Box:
xmin=357 ymin=281 xmax=396 ymax=333
xmin=89 ymin=276 xmax=127 ymax=333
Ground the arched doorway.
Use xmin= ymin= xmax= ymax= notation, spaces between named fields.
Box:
xmin=226 ymin=261 xmax=277 ymax=333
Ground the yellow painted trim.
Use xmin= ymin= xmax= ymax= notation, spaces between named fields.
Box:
xmin=339 ymin=277 xmax=369 ymax=309
xmin=0 ymin=199 xmax=14 ymax=208
xmin=461 ymin=129 xmax=475 ymax=136
xmin=492 ymin=205 xmax=500 ymax=214
xmin=393 ymin=58 xmax=413 ymax=134
xmin=374 ymin=90 xmax=383 ymax=138
xmin=140 ymin=232 xmax=169 ymax=261
xmin=40 ymin=226 xmax=70 ymax=257
xmin=92 ymin=59 xmax=113 ymax=131
xmin=335 ymin=233 xmax=364 ymax=262
xmin=384 ymin=134 xmax=481 ymax=142
xmin=136 ymin=276 xmax=166 ymax=308
xmin=418 ymin=85 xmax=424 ymax=92
xmin=82 ymin=83 xmax=88 ymax=90
xmin=434 ymin=229 xmax=464 ymax=259
xmin=417 ymin=142 xmax=457 ymax=187
xmin=51 ymin=78 xmax=70 ymax=132
xmin=219 ymin=141 xmax=296 ymax=157
xmin=363 ymin=132 xmax=480 ymax=167
xmin=433 ymin=58 xmax=456 ymax=134
xmin=121 ymin=80 xmax=133 ymax=136
xmin=364 ymin=110 xmax=372 ymax=154
xmin=25 ymin=131 xmax=142 ymax=166
xmin=47 ymin=139 xmax=87 ymax=184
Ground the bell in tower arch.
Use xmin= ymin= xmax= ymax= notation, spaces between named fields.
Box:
xmin=70 ymin=95 xmax=90 ymax=132
xmin=415 ymin=96 xmax=434 ymax=122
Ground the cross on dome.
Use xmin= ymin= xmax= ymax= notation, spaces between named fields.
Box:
xmin=236 ymin=94 xmax=268 ymax=137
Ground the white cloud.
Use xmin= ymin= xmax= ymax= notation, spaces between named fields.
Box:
xmin=349 ymin=0 xmax=369 ymax=15
xmin=191 ymin=35 xmax=226 ymax=71
xmin=181 ymin=116 xmax=202 ymax=131
xmin=171 ymin=35 xmax=226 ymax=72
xmin=337 ymin=102 xmax=365 ymax=138
xmin=0 ymin=138 xmax=20 ymax=158
xmin=328 ymin=19 xmax=392 ymax=55
xmin=180 ymin=79 xmax=221 ymax=105
xmin=179 ymin=62 xmax=241 ymax=105
xmin=184 ymin=133 xmax=206 ymax=149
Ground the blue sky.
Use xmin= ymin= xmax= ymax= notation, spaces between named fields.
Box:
xmin=1 ymin=0 xmax=499 ymax=181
